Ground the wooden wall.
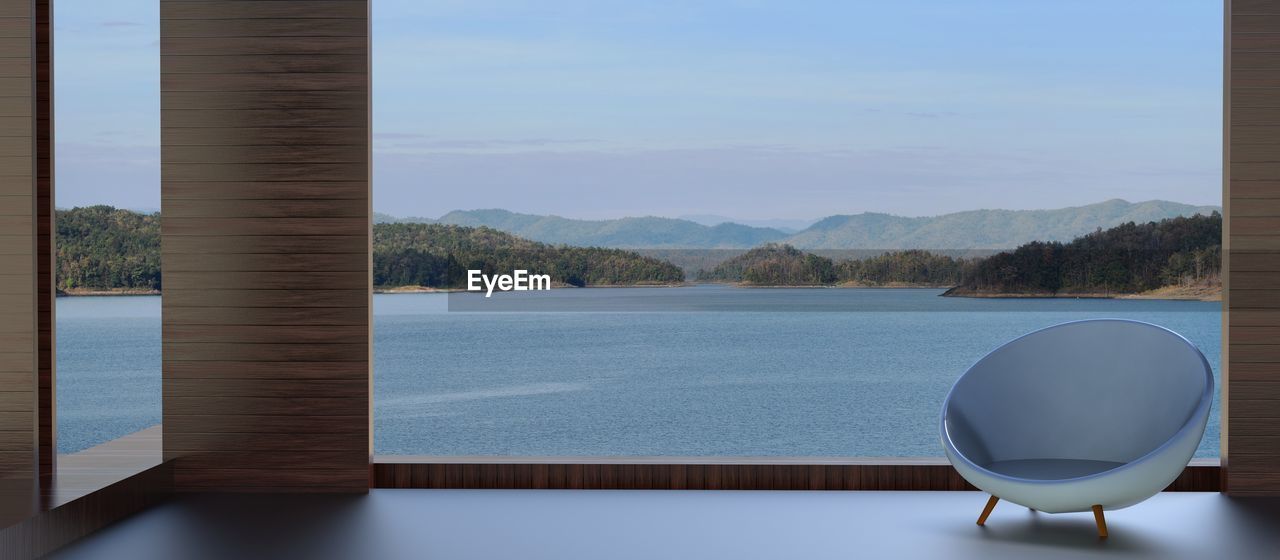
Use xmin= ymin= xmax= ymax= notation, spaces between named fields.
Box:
xmin=160 ymin=0 xmax=371 ymax=493
xmin=0 ymin=0 xmax=36 ymax=484
xmin=1228 ymin=0 xmax=1280 ymax=496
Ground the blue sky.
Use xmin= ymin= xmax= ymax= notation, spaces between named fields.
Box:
xmin=56 ymin=0 xmax=1221 ymax=220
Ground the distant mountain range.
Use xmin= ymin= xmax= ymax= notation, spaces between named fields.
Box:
xmin=677 ymin=215 xmax=817 ymax=233
xmin=375 ymin=209 xmax=787 ymax=249
xmin=374 ymin=199 xmax=1220 ymax=250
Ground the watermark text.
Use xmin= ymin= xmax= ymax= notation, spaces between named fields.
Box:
xmin=467 ymin=269 xmax=552 ymax=297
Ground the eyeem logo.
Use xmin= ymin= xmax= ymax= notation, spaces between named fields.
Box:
xmin=467 ymin=269 xmax=552 ymax=297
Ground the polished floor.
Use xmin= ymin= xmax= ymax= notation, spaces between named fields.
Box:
xmin=51 ymin=490 xmax=1280 ymax=560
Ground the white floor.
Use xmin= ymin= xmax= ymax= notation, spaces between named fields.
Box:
xmin=53 ymin=490 xmax=1280 ymax=560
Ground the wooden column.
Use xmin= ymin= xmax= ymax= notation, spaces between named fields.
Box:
xmin=160 ymin=1 xmax=371 ymax=492
xmin=1227 ymin=0 xmax=1280 ymax=495
xmin=0 ymin=0 xmax=39 ymax=522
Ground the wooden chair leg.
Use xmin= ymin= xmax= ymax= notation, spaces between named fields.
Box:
xmin=1091 ymin=505 xmax=1108 ymax=539
xmin=976 ymin=495 xmax=999 ymax=526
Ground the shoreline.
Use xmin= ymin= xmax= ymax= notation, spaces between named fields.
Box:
xmin=940 ymin=284 xmax=1221 ymax=302
xmin=374 ymin=283 xmax=688 ymax=294
xmin=57 ymin=289 xmax=160 ymax=297
xmin=732 ymin=284 xmax=950 ymax=289
xmin=57 ymin=283 xmax=1222 ymax=302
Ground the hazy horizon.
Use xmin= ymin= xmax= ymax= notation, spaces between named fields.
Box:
xmin=56 ymin=1 xmax=1221 ymax=219
xmin=69 ymin=197 xmax=1223 ymax=226
xmin=370 ymin=197 xmax=1226 ymax=224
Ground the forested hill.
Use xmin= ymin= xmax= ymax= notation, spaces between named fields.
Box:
xmin=943 ymin=213 xmax=1221 ymax=297
xmin=57 ymin=206 xmax=161 ymax=292
xmin=699 ymin=244 xmax=838 ymax=286
xmin=53 ymin=206 xmax=1221 ymax=295
xmin=53 ymin=207 xmax=684 ymax=292
xmin=699 ymin=245 xmax=969 ymax=287
xmin=700 ymin=214 xmax=1221 ymax=296
xmin=374 ymin=223 xmax=685 ymax=288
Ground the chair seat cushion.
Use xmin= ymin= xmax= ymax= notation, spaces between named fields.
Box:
xmin=983 ymin=459 xmax=1125 ymax=480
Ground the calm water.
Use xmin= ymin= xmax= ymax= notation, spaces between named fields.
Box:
xmin=57 ymin=287 xmax=1222 ymax=458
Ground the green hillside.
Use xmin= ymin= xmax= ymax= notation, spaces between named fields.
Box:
xmin=55 ymin=206 xmax=1221 ymax=296
xmin=700 ymin=213 xmax=1221 ymax=296
xmin=944 ymin=213 xmax=1221 ymax=296
xmin=700 ymin=245 xmax=968 ymax=287
xmin=56 ymin=206 xmax=161 ymax=291
xmin=374 ymin=223 xmax=685 ymax=288
xmin=699 ymin=244 xmax=837 ymax=286
xmin=53 ymin=207 xmax=684 ymax=292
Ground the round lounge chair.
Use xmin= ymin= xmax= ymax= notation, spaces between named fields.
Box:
xmin=940 ymin=319 xmax=1213 ymax=538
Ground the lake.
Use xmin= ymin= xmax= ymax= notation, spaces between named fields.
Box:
xmin=57 ymin=286 xmax=1222 ymax=458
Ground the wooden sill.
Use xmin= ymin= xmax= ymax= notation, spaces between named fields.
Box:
xmin=371 ymin=456 xmax=1221 ymax=491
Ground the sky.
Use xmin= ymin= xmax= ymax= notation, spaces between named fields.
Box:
xmin=56 ymin=0 xmax=1222 ymax=221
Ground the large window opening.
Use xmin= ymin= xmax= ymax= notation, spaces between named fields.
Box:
xmin=371 ymin=1 xmax=1222 ymax=459
xmin=53 ymin=1 xmax=160 ymax=456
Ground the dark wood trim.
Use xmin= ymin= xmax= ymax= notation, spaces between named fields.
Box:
xmin=34 ymin=0 xmax=52 ymax=484
xmin=370 ymin=459 xmax=1220 ymax=492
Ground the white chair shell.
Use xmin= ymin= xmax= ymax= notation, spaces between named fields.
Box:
xmin=941 ymin=319 xmax=1213 ymax=519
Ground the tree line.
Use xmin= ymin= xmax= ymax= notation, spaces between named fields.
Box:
xmin=53 ymin=207 xmax=685 ymax=291
xmin=53 ymin=206 xmax=1221 ymax=296
xmin=700 ymin=213 xmax=1222 ymax=295
xmin=699 ymin=244 xmax=968 ymax=287
xmin=57 ymin=206 xmax=161 ymax=291
xmin=373 ymin=223 xmax=685 ymax=287
xmin=947 ymin=213 xmax=1220 ymax=295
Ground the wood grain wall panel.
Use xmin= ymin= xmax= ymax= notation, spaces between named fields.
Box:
xmin=162 ymin=235 xmax=367 ymax=254
xmin=1229 ymin=1 xmax=1280 ymax=495
xmin=0 ymin=0 xmax=36 ymax=509
xmin=161 ymin=307 xmax=368 ymax=327
xmin=165 ymin=54 xmax=367 ymax=74
xmin=163 ymin=199 xmax=367 ymax=219
xmin=161 ymin=73 xmax=366 ymax=92
xmin=161 ymin=0 xmax=370 ymax=493
xmin=164 ymin=146 xmax=369 ymax=165
xmin=163 ymin=1 xmax=367 ymax=20
xmin=165 ymin=91 xmax=368 ymax=110
xmin=165 ymin=362 xmax=368 ymax=380
xmin=1237 ymin=0 xmax=1280 ymax=14
xmin=163 ymin=289 xmax=367 ymax=308
xmin=163 ymin=36 xmax=367 ymax=57
xmin=162 ymin=108 xmax=367 ymax=128
xmin=163 ymin=216 xmax=367 ymax=236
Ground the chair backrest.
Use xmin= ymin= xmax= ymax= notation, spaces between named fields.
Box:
xmin=943 ymin=319 xmax=1212 ymax=466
